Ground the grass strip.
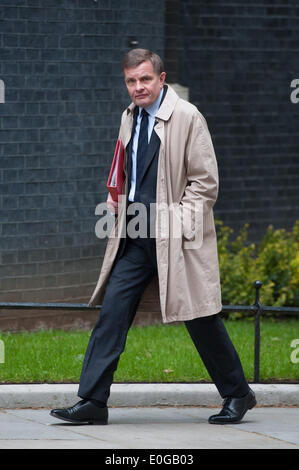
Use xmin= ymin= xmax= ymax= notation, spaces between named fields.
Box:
xmin=0 ymin=318 xmax=298 ymax=383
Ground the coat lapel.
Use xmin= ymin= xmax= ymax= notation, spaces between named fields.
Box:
xmin=122 ymin=103 xmax=135 ymax=149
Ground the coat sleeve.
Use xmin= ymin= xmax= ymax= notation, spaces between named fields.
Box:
xmin=179 ymin=110 xmax=219 ymax=241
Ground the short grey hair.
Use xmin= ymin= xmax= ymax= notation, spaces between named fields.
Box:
xmin=122 ymin=49 xmax=164 ymax=75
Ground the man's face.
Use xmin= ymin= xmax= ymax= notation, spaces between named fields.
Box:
xmin=124 ymin=60 xmax=166 ymax=108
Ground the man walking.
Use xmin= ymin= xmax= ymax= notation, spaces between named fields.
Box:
xmin=51 ymin=49 xmax=256 ymax=425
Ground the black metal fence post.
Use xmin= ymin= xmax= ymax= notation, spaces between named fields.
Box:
xmin=254 ymin=280 xmax=263 ymax=383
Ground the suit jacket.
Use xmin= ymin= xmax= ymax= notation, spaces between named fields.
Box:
xmin=116 ymin=106 xmax=161 ymax=257
xmin=127 ymin=111 xmax=161 ymax=207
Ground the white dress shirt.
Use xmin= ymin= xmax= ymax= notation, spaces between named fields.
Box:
xmin=128 ymin=88 xmax=164 ymax=202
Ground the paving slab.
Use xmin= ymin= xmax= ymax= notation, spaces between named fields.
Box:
xmin=0 ymin=407 xmax=298 ymax=449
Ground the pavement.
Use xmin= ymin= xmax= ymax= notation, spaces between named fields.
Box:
xmin=0 ymin=383 xmax=298 ymax=450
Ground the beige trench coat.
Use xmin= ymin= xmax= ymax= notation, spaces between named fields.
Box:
xmin=88 ymin=85 xmax=222 ymax=323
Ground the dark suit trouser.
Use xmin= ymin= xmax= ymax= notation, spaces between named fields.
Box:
xmin=78 ymin=236 xmax=250 ymax=405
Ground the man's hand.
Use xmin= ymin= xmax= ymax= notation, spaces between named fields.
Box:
xmin=107 ymin=192 xmax=118 ymax=214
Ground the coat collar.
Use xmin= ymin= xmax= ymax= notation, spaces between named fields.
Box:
xmin=126 ymin=84 xmax=180 ymax=122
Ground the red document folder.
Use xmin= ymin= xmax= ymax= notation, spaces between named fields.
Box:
xmin=107 ymin=139 xmax=125 ymax=202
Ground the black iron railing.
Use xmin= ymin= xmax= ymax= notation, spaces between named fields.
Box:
xmin=0 ymin=280 xmax=298 ymax=382
xmin=222 ymin=281 xmax=299 ymax=382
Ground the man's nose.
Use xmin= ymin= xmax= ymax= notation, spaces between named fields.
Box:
xmin=135 ymin=80 xmax=144 ymax=91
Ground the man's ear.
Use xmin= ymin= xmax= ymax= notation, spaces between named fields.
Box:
xmin=160 ymin=72 xmax=166 ymax=87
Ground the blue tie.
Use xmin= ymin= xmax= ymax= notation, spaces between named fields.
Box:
xmin=135 ymin=109 xmax=149 ymax=201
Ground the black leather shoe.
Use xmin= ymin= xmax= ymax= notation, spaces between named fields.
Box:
xmin=209 ymin=388 xmax=256 ymax=424
xmin=50 ymin=400 xmax=108 ymax=425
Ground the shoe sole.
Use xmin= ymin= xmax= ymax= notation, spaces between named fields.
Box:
xmin=50 ymin=411 xmax=107 ymax=425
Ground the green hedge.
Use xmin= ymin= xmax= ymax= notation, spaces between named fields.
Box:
xmin=216 ymin=219 xmax=299 ymax=310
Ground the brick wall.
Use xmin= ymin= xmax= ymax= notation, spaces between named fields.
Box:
xmin=0 ymin=0 xmax=298 ymax=329
xmin=0 ymin=0 xmax=164 ymax=310
xmin=177 ymin=0 xmax=299 ymax=241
